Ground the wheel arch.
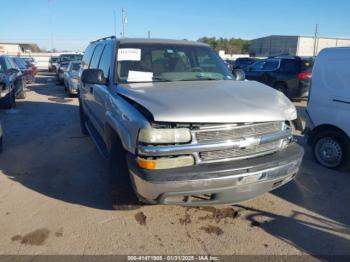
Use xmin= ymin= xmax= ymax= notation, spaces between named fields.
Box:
xmin=309 ymin=124 xmax=350 ymax=145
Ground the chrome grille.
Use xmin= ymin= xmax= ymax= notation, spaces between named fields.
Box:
xmin=199 ymin=140 xmax=282 ymax=162
xmin=195 ymin=122 xmax=284 ymax=142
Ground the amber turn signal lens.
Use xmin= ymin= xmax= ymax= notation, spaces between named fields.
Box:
xmin=137 ymin=158 xmax=157 ymax=170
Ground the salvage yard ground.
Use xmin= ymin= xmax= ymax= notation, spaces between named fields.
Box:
xmin=0 ymin=72 xmax=349 ymax=256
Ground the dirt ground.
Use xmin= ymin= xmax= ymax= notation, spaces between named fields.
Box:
xmin=0 ymin=72 xmax=349 ymax=257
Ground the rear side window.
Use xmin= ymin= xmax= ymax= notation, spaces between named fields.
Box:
xmin=280 ymin=59 xmax=300 ymax=73
xmin=89 ymin=44 xmax=104 ymax=69
xmin=0 ymin=57 xmax=7 ymax=72
xmin=98 ymin=44 xmax=113 ymax=78
xmin=81 ymin=44 xmax=96 ymax=70
xmin=262 ymin=60 xmax=279 ymax=71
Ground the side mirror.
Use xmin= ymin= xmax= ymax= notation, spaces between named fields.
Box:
xmin=81 ymin=69 xmax=107 ymax=85
xmin=232 ymin=69 xmax=246 ymax=81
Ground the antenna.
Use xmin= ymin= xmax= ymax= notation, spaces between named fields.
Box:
xmin=113 ymin=10 xmax=117 ymax=37
xmin=121 ymin=8 xmax=127 ymax=37
xmin=313 ymin=24 xmax=319 ymax=57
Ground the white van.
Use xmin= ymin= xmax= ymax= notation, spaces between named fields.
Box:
xmin=306 ymin=47 xmax=350 ymax=171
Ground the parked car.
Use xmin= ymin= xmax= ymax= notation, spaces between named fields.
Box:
xmin=57 ymin=54 xmax=83 ymax=83
xmin=0 ymin=120 xmax=3 ymax=153
xmin=78 ymin=36 xmax=304 ymax=206
xmin=48 ymin=56 xmax=59 ymax=72
xmin=12 ymin=57 xmax=33 ymax=85
xmin=305 ymin=47 xmax=350 ymax=171
xmin=63 ymin=61 xmax=81 ymax=96
xmin=8 ymin=57 xmax=27 ymax=98
xmin=245 ymin=56 xmax=313 ymax=99
xmin=0 ymin=55 xmax=25 ymax=108
xmin=224 ymin=59 xmax=235 ymax=70
xmin=234 ymin=57 xmax=257 ymax=69
xmin=23 ymin=57 xmax=38 ymax=76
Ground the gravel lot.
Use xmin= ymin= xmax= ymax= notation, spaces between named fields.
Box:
xmin=0 ymin=72 xmax=349 ymax=257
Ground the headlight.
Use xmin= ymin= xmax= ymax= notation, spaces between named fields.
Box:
xmin=138 ymin=128 xmax=191 ymax=144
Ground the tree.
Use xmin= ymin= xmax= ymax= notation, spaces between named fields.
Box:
xmin=198 ymin=37 xmax=250 ymax=54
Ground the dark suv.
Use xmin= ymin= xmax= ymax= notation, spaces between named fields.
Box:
xmin=0 ymin=55 xmax=26 ymax=108
xmin=245 ymin=56 xmax=313 ymax=99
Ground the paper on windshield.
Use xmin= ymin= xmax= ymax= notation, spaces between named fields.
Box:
xmin=117 ymin=48 xmax=141 ymax=61
xmin=127 ymin=71 xmax=153 ymax=82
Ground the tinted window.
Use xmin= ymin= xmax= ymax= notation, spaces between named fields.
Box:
xmin=14 ymin=58 xmax=27 ymax=69
xmin=98 ymin=44 xmax=112 ymax=78
xmin=7 ymin=57 xmax=18 ymax=69
xmin=81 ymin=44 xmax=96 ymax=70
xmin=60 ymin=54 xmax=82 ymax=62
xmin=280 ymin=59 xmax=300 ymax=73
xmin=236 ymin=58 xmax=255 ymax=67
xmin=90 ymin=44 xmax=104 ymax=69
xmin=251 ymin=61 xmax=265 ymax=71
xmin=0 ymin=57 xmax=6 ymax=72
xmin=262 ymin=60 xmax=279 ymax=71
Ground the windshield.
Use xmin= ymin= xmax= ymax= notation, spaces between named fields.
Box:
xmin=71 ymin=63 xmax=80 ymax=71
xmin=60 ymin=55 xmax=82 ymax=62
xmin=13 ymin=58 xmax=27 ymax=69
xmin=236 ymin=58 xmax=255 ymax=67
xmin=116 ymin=44 xmax=234 ymax=83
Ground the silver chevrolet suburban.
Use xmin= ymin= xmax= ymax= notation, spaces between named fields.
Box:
xmin=78 ymin=36 xmax=304 ymax=206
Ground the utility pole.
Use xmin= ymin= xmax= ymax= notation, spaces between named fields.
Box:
xmin=48 ymin=0 xmax=54 ymax=52
xmin=148 ymin=30 xmax=151 ymax=39
xmin=113 ymin=10 xmax=117 ymax=36
xmin=313 ymin=24 xmax=319 ymax=57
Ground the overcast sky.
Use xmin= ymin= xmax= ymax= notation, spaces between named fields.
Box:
xmin=1 ymin=0 xmax=350 ymax=51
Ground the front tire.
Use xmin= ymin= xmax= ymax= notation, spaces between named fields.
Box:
xmin=109 ymin=133 xmax=140 ymax=209
xmin=312 ymin=130 xmax=350 ymax=171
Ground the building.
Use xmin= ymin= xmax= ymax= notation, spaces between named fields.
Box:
xmin=249 ymin=35 xmax=350 ymax=57
xmin=0 ymin=42 xmax=41 ymax=55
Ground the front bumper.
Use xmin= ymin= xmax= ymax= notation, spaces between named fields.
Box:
xmin=68 ymin=79 xmax=79 ymax=94
xmin=128 ymin=143 xmax=304 ymax=205
xmin=0 ymin=88 xmax=10 ymax=98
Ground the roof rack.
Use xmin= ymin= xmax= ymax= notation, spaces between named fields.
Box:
xmin=90 ymin=36 xmax=116 ymax=44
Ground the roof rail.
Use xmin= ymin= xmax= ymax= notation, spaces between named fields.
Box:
xmin=90 ymin=36 xmax=116 ymax=44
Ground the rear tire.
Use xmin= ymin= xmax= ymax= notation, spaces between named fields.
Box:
xmin=0 ymin=136 xmax=3 ymax=154
xmin=312 ymin=130 xmax=350 ymax=171
xmin=2 ymin=89 xmax=16 ymax=109
xmin=275 ymin=82 xmax=288 ymax=97
xmin=79 ymin=100 xmax=89 ymax=136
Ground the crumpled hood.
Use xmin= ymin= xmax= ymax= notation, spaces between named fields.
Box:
xmin=117 ymin=80 xmax=297 ymax=123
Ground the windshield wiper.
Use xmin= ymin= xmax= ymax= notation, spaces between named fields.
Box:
xmin=152 ymin=77 xmax=172 ymax=82
xmin=180 ymin=77 xmax=220 ymax=81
